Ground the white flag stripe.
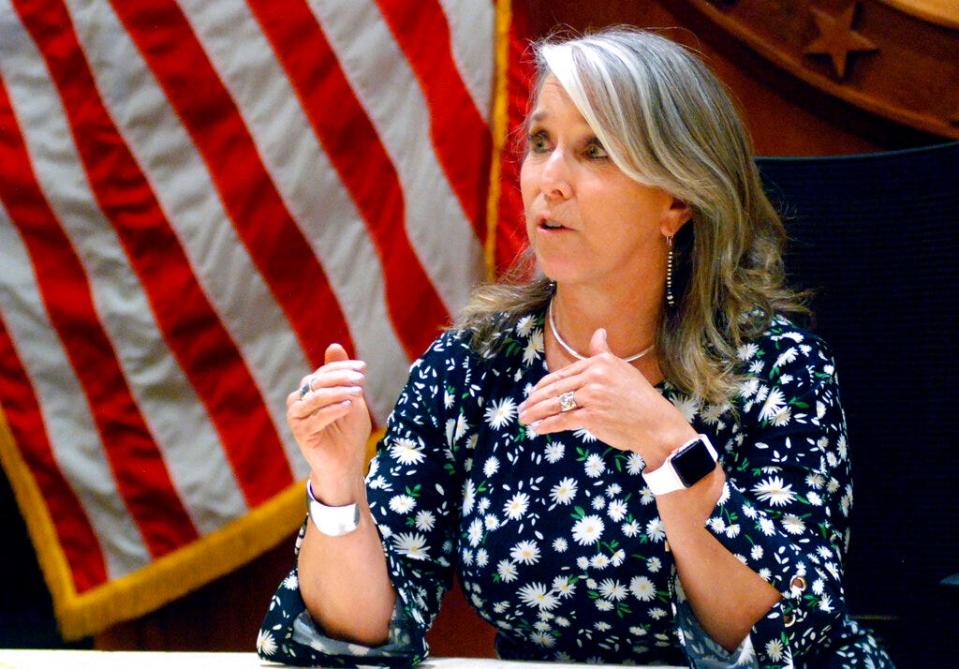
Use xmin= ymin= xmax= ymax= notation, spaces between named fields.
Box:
xmin=309 ymin=0 xmax=484 ymax=316
xmin=177 ymin=0 xmax=413 ymax=423
xmin=438 ymin=0 xmax=496 ymax=122
xmin=0 ymin=201 xmax=151 ymax=580
xmin=0 ymin=7 xmax=249 ymax=533
xmin=63 ymin=0 xmax=310 ymax=474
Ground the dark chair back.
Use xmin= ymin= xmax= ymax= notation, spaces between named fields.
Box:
xmin=757 ymin=142 xmax=959 ymax=666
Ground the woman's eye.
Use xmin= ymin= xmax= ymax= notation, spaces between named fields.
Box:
xmin=586 ymin=142 xmax=609 ymax=159
xmin=527 ymin=132 xmax=550 ymax=153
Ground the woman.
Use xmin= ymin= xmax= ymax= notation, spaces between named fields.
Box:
xmin=257 ymin=28 xmax=893 ymax=667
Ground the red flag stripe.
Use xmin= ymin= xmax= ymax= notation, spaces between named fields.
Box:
xmin=105 ymin=0 xmax=354 ymax=370
xmin=14 ymin=0 xmax=293 ymax=509
xmin=0 ymin=310 xmax=109 ymax=593
xmin=0 ymin=74 xmax=200 ymax=557
xmin=495 ymin=8 xmax=535 ymax=274
xmin=375 ymin=0 xmax=491 ymax=239
xmin=248 ymin=0 xmax=452 ymax=359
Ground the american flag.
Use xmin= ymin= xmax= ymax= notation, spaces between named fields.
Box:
xmin=0 ymin=0 xmax=531 ymax=638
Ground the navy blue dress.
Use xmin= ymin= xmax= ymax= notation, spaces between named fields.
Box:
xmin=257 ymin=309 xmax=893 ymax=668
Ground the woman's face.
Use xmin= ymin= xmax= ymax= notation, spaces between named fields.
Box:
xmin=520 ymin=75 xmax=683 ymax=289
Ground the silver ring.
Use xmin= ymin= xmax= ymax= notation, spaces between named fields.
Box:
xmin=558 ymin=390 xmax=577 ymax=413
xmin=298 ymin=378 xmax=313 ymax=399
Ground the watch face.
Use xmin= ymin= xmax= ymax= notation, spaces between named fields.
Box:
xmin=673 ymin=439 xmax=716 ymax=487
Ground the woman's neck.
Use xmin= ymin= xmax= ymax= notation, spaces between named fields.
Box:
xmin=549 ymin=279 xmax=663 ymax=360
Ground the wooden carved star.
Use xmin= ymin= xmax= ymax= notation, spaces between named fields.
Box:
xmin=803 ymin=3 xmax=878 ymax=79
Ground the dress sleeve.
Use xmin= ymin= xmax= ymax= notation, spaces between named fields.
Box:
xmin=256 ymin=333 xmax=466 ymax=667
xmin=679 ymin=326 xmax=855 ymax=668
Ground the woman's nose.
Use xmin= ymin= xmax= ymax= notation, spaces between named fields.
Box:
xmin=540 ymin=149 xmax=572 ymax=200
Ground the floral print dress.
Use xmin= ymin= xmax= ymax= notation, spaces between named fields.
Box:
xmin=257 ymin=309 xmax=893 ymax=668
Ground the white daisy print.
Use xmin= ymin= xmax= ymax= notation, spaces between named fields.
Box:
xmin=544 ymin=441 xmax=565 ymax=463
xmin=573 ymin=427 xmax=598 ymax=442
xmin=590 ymin=553 xmax=610 ymax=569
xmin=571 ymin=515 xmax=605 ymax=545
xmin=598 ymin=578 xmax=628 ymax=601
xmin=389 ymin=437 xmax=425 ymax=465
xmin=629 ymin=576 xmax=656 ymax=601
xmin=483 ymin=456 xmax=500 ymax=478
xmin=518 ymin=582 xmax=559 ymax=610
xmin=759 ymin=387 xmax=786 ymax=423
xmin=626 ymin=452 xmax=646 ymax=475
xmin=670 ymin=394 xmax=699 ymax=422
xmin=484 ymin=397 xmax=517 ymax=430
xmin=775 ymin=347 xmax=797 ymax=369
xmin=388 ymin=494 xmax=416 ymax=514
xmin=462 ymin=479 xmax=476 ymax=515
xmin=496 ymin=560 xmax=518 ymax=583
xmin=414 ymin=510 xmax=436 ymax=532
xmin=607 ymin=499 xmax=628 ymax=522
xmin=646 ymin=557 xmax=662 ymax=573
xmin=256 ymin=629 xmax=277 ymax=656
xmin=511 ymin=540 xmax=541 ymax=565
xmin=393 ymin=532 xmax=429 ymax=560
xmin=645 ymin=518 xmax=666 ymax=542
xmin=523 ymin=330 xmax=544 ymax=365
xmin=550 ymin=477 xmax=577 ymax=505
xmin=781 ymin=513 xmax=806 ymax=534
xmin=765 ymin=638 xmax=784 ymax=662
xmin=752 ymin=475 xmax=796 ymax=506
xmin=282 ymin=573 xmax=298 ymax=590
xmin=552 ymin=575 xmax=576 ymax=598
xmin=515 ymin=315 xmax=534 ymax=336
xmin=504 ymin=491 xmax=530 ymax=520
xmin=552 ymin=537 xmax=568 ymax=553
xmin=467 ymin=518 xmax=484 ymax=547
xmin=530 ymin=631 xmax=555 ymax=648
xmin=584 ymin=453 xmax=605 ymax=478
xmin=476 ymin=548 xmax=488 ymax=567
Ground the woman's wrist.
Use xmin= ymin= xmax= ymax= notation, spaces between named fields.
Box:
xmin=642 ymin=422 xmax=699 ymax=472
xmin=309 ymin=469 xmax=365 ymax=507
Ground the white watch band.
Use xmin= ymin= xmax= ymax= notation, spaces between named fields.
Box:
xmin=642 ymin=434 xmax=718 ymax=496
xmin=306 ymin=480 xmax=360 ymax=537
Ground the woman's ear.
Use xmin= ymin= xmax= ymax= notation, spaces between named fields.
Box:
xmin=660 ymin=197 xmax=692 ymax=237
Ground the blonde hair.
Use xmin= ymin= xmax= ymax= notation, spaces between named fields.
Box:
xmin=456 ymin=27 xmax=807 ymax=404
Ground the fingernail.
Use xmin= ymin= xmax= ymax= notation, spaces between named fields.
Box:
xmin=341 ymin=399 xmax=352 ymax=407
xmin=349 ymin=386 xmax=363 ymax=395
xmin=348 ymin=371 xmax=364 ymax=381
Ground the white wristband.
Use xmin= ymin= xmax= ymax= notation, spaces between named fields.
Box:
xmin=642 ymin=434 xmax=718 ymax=496
xmin=306 ymin=480 xmax=360 ymax=537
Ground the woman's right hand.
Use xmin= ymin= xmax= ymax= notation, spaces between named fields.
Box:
xmin=286 ymin=343 xmax=372 ymax=505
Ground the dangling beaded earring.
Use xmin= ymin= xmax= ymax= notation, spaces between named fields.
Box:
xmin=665 ymin=235 xmax=675 ymax=307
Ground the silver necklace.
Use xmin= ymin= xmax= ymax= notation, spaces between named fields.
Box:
xmin=547 ymin=301 xmax=655 ymax=363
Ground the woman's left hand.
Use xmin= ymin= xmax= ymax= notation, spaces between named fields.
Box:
xmin=518 ymin=328 xmax=696 ymax=470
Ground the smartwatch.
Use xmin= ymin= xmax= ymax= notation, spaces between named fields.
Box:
xmin=642 ymin=434 xmax=718 ymax=495
xmin=306 ymin=480 xmax=361 ymax=537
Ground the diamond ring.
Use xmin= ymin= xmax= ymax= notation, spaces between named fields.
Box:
xmin=558 ymin=390 xmax=577 ymax=412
